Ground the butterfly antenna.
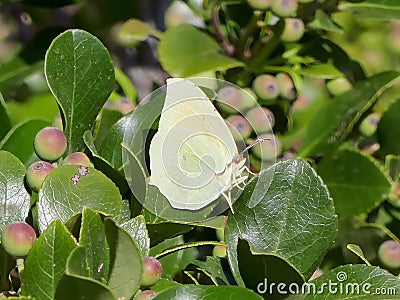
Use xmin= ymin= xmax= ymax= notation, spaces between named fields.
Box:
xmin=240 ymin=137 xmax=270 ymax=155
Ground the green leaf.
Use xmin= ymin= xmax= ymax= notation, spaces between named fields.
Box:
xmin=56 ymin=274 xmax=115 ymax=300
xmin=114 ymin=67 xmax=137 ymax=102
xmin=21 ymin=220 xmax=78 ymax=300
xmin=377 ymin=98 xmax=400 ymax=157
xmin=45 ymin=29 xmax=114 ymax=153
xmin=225 ymin=158 xmax=337 ymax=286
xmin=295 ymin=265 xmax=400 ymax=299
xmin=300 ymin=64 xmax=343 ymax=79
xmin=0 ymin=151 xmax=30 ymax=233
xmin=37 ymin=165 xmax=123 ymax=233
xmin=105 ymin=218 xmax=142 ymax=299
xmin=307 ymin=10 xmax=343 ymax=33
xmin=298 ymin=71 xmax=400 ymax=157
xmin=120 ymin=215 xmax=150 ymax=257
xmin=79 ymin=207 xmax=110 ymax=281
xmin=190 ymin=256 xmax=229 ymax=285
xmin=0 ymin=119 xmax=51 ymax=166
xmin=317 ymin=149 xmax=391 ymax=218
xmin=0 ymin=94 xmax=11 ymax=141
xmin=118 ymin=18 xmax=161 ymax=44
xmin=152 ymin=285 xmax=263 ymax=300
xmin=158 ymin=24 xmax=243 ymax=77
xmin=340 ymin=0 xmax=400 ymax=20
xmin=94 ymin=109 xmax=123 ymax=149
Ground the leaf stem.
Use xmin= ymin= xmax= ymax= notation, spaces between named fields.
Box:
xmin=154 ymin=241 xmax=225 ymax=259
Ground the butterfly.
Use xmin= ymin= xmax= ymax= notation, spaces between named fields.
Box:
xmin=149 ymin=78 xmax=250 ymax=212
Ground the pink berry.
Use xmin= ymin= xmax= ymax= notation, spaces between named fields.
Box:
xmin=378 ymin=240 xmax=400 ymax=268
xmin=1 ymin=222 xmax=36 ymax=257
xmin=34 ymin=127 xmax=67 ymax=161
xmin=141 ymin=257 xmax=162 ymax=286
xmin=63 ymin=152 xmax=93 ymax=167
xmin=26 ymin=161 xmax=54 ymax=192
xmin=135 ymin=290 xmax=157 ymax=300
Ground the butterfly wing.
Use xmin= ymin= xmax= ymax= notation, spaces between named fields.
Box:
xmin=149 ymin=78 xmax=238 ymax=210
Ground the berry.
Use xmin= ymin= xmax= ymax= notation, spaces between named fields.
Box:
xmin=281 ymin=18 xmax=304 ymax=43
xmin=217 ymin=86 xmax=255 ymax=114
xmin=212 ymin=245 xmax=227 ymax=258
xmin=226 ymin=115 xmax=252 ymax=140
xmin=245 ymin=107 xmax=275 ymax=133
xmin=309 ymin=268 xmax=323 ymax=281
xmin=63 ymin=152 xmax=93 ymax=167
xmin=276 ymin=73 xmax=296 ymax=100
xmin=326 ymin=77 xmax=352 ymax=96
xmin=135 ymin=290 xmax=157 ymax=300
xmin=141 ymin=257 xmax=162 ymax=286
xmin=252 ymin=75 xmax=280 ymax=100
xmin=271 ymin=0 xmax=298 ymax=17
xmin=251 ymin=134 xmax=282 ymax=160
xmin=1 ymin=222 xmax=36 ymax=257
xmin=112 ymin=97 xmax=136 ymax=115
xmin=34 ymin=127 xmax=67 ymax=161
xmin=247 ymin=0 xmax=272 ymax=10
xmin=378 ymin=240 xmax=400 ymax=268
xmin=26 ymin=161 xmax=54 ymax=192
xmin=359 ymin=112 xmax=381 ymax=137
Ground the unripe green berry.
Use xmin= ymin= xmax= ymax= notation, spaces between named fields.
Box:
xmin=378 ymin=240 xmax=400 ymax=268
xmin=247 ymin=0 xmax=272 ymax=10
xmin=271 ymin=0 xmax=298 ymax=17
xmin=326 ymin=77 xmax=352 ymax=95
xmin=281 ymin=18 xmax=304 ymax=42
xmin=276 ymin=73 xmax=296 ymax=100
xmin=251 ymin=134 xmax=282 ymax=160
xmin=245 ymin=107 xmax=275 ymax=133
xmin=359 ymin=112 xmax=381 ymax=137
xmin=1 ymin=222 xmax=36 ymax=257
xmin=26 ymin=161 xmax=54 ymax=192
xmin=226 ymin=115 xmax=252 ymax=141
xmin=63 ymin=152 xmax=93 ymax=167
xmin=34 ymin=127 xmax=67 ymax=161
xmin=253 ymin=75 xmax=280 ymax=100
xmin=135 ymin=290 xmax=157 ymax=300
xmin=141 ymin=257 xmax=162 ymax=286
xmin=217 ymin=86 xmax=255 ymax=114
xmin=212 ymin=245 xmax=227 ymax=258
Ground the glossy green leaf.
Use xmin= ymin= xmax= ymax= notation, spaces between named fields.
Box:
xmin=105 ymin=218 xmax=142 ymax=299
xmin=120 ymin=215 xmax=150 ymax=257
xmin=152 ymin=285 xmax=263 ymax=300
xmin=0 ymin=119 xmax=51 ymax=166
xmin=317 ymin=149 xmax=391 ymax=218
xmin=158 ymin=24 xmax=243 ymax=77
xmin=79 ymin=207 xmax=110 ymax=281
xmin=0 ymin=94 xmax=11 ymax=141
xmin=295 ymin=265 xmax=400 ymax=299
xmin=377 ymin=98 xmax=400 ymax=157
xmin=0 ymin=150 xmax=30 ymax=233
xmin=21 ymin=220 xmax=78 ymax=300
xmin=37 ymin=165 xmax=123 ymax=233
xmin=299 ymin=71 xmax=400 ymax=157
xmin=190 ymin=256 xmax=229 ymax=285
xmin=300 ymin=64 xmax=343 ymax=79
xmin=55 ymin=274 xmax=116 ymax=300
xmin=119 ymin=18 xmax=161 ymax=44
xmin=340 ymin=0 xmax=400 ymax=20
xmin=45 ymin=29 xmax=114 ymax=153
xmin=226 ymin=158 xmax=337 ymax=286
xmin=307 ymin=10 xmax=343 ymax=33
xmin=94 ymin=109 xmax=123 ymax=149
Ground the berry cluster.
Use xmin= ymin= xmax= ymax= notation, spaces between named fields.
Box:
xmin=25 ymin=126 xmax=93 ymax=193
xmin=247 ymin=0 xmax=305 ymax=43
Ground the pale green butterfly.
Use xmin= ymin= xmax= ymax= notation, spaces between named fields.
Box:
xmin=149 ymin=78 xmax=250 ymax=212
